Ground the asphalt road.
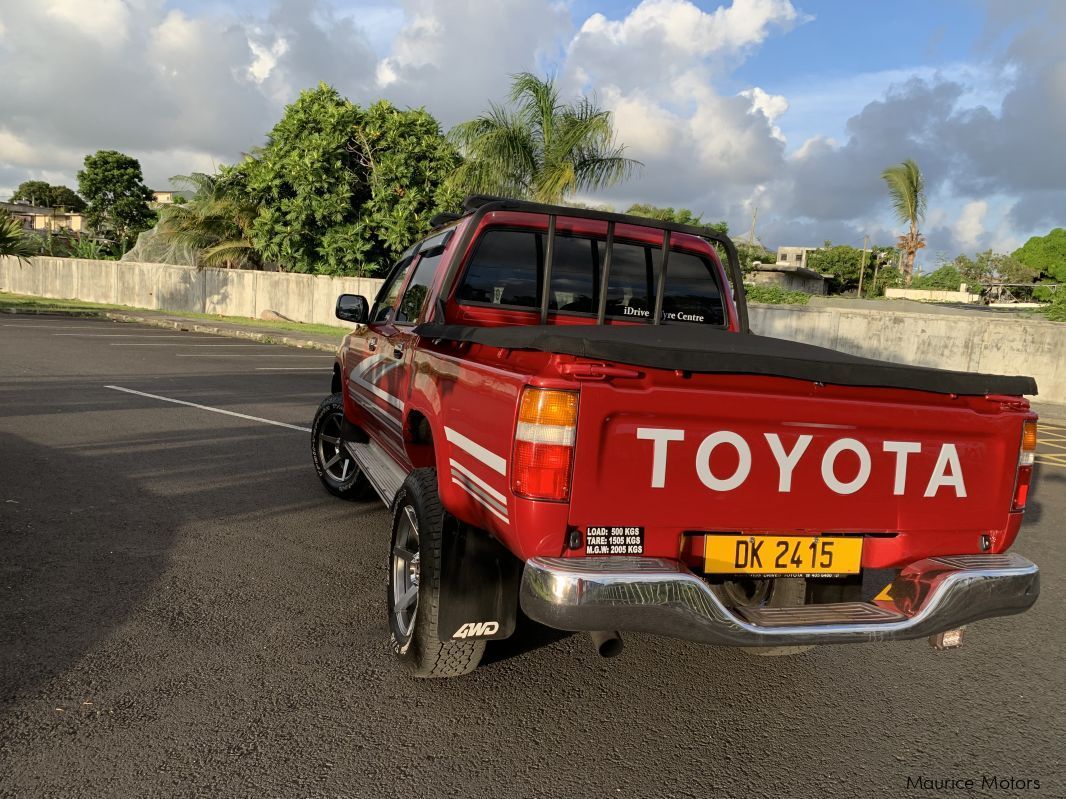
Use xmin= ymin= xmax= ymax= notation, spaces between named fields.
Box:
xmin=1 ymin=316 xmax=1063 ymax=799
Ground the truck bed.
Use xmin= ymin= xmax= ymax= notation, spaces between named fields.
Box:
xmin=414 ymin=322 xmax=1037 ymax=396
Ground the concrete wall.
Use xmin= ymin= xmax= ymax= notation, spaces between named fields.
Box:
xmin=2 ymin=256 xmax=1063 ymax=403
xmin=885 ymin=287 xmax=980 ymax=303
xmin=749 ymin=303 xmax=1065 ymax=404
xmin=0 ymin=256 xmax=384 ymax=327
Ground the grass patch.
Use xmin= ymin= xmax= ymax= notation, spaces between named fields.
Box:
xmin=0 ymin=293 xmax=125 ymax=313
xmin=161 ymin=310 xmax=351 ymax=337
xmin=0 ymin=292 xmax=351 ymax=338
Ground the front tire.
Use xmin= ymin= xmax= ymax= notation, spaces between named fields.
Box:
xmin=311 ymin=393 xmax=373 ymax=500
xmin=388 ymin=468 xmax=485 ymax=678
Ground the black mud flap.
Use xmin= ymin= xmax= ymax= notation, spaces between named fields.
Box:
xmin=437 ymin=520 xmax=521 ymax=643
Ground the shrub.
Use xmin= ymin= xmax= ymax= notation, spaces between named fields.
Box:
xmin=744 ymin=284 xmax=812 ymax=305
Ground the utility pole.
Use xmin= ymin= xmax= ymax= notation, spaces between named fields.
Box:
xmin=747 ymin=206 xmax=758 ymax=247
xmin=857 ymin=235 xmax=869 ymax=298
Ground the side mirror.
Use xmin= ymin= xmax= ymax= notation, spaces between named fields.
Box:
xmin=336 ymin=294 xmax=369 ymax=324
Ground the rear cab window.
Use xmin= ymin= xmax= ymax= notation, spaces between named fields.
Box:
xmin=455 ymin=227 xmax=726 ymax=326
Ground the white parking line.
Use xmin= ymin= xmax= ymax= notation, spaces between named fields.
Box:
xmin=110 ymin=343 xmax=282 ymax=347
xmin=104 ymin=385 xmax=311 ymax=432
xmin=3 ymin=324 xmax=111 ymax=328
xmin=255 ymin=367 xmax=328 ymax=371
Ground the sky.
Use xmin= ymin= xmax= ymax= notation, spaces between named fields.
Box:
xmin=1 ymin=0 xmax=1063 ymax=266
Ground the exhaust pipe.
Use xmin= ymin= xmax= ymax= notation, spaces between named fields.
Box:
xmin=589 ymin=630 xmax=624 ymax=658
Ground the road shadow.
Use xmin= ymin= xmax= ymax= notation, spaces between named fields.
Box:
xmin=481 ymin=609 xmax=575 ymax=667
xmin=0 ymin=381 xmax=325 ymax=716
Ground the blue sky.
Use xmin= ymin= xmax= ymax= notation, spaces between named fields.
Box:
xmin=1 ymin=0 xmax=1063 ymax=264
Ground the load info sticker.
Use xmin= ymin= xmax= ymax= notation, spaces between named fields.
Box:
xmin=586 ymin=526 xmax=644 ymax=555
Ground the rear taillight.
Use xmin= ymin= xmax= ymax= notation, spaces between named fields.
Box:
xmin=512 ymin=388 xmax=578 ymax=501
xmin=1013 ymin=420 xmax=1037 ymax=511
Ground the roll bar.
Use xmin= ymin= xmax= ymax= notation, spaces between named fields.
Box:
xmin=432 ymin=195 xmax=750 ymax=333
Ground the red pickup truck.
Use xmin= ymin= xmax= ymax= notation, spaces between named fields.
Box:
xmin=312 ymin=196 xmax=1040 ymax=678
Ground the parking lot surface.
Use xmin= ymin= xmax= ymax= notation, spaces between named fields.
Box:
xmin=1 ymin=316 xmax=1063 ymax=798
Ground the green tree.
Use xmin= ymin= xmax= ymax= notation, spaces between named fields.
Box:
xmin=807 ymin=244 xmax=865 ymax=293
xmin=624 ymin=203 xmax=727 ymax=235
xmin=244 ymin=85 xmax=459 ymax=275
xmin=1012 ymin=228 xmax=1066 ymax=284
xmin=11 ymin=180 xmax=53 ymax=207
xmin=881 ymin=159 xmax=926 ymax=285
xmin=735 ymin=242 xmax=776 ymax=274
xmin=0 ymin=211 xmax=38 ymax=263
xmin=448 ymin=72 xmax=639 ymax=204
xmin=10 ymin=180 xmax=84 ymax=211
xmin=951 ymin=250 xmax=1037 ymax=289
xmin=154 ymin=171 xmax=261 ymax=268
xmin=871 ymin=265 xmax=905 ymax=297
xmin=912 ymin=263 xmax=964 ymax=290
xmin=47 ymin=185 xmax=86 ymax=212
xmin=77 ymin=150 xmax=155 ymax=250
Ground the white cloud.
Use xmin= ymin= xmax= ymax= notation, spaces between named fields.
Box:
xmin=740 ymin=87 xmax=788 ymax=141
xmin=953 ymin=200 xmax=988 ymax=251
xmin=40 ymin=0 xmax=132 ymax=48
xmin=374 ymin=0 xmax=570 ymax=126
xmin=0 ymin=0 xmax=1061 ymax=265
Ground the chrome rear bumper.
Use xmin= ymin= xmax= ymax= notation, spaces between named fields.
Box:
xmin=519 ymin=553 xmax=1039 ymax=647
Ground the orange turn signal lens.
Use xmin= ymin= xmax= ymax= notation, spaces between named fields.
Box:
xmin=518 ymin=389 xmax=579 ymax=427
xmin=1021 ymin=421 xmax=1038 ymax=451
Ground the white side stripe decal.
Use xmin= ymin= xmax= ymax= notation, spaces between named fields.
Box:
xmin=444 ymin=426 xmax=507 ymax=475
xmin=451 ymin=478 xmax=509 ymax=524
xmin=348 ymin=355 xmax=405 ymax=411
xmin=449 ymin=459 xmax=508 ymax=505
xmin=450 ymin=470 xmax=508 ymax=516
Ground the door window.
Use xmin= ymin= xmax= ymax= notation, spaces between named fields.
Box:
xmin=395 ymin=251 xmax=444 ymax=325
xmin=371 ymin=257 xmax=415 ymax=324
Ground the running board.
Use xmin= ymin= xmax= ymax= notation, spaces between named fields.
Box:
xmin=735 ymin=602 xmax=906 ymax=628
xmin=344 ymin=439 xmax=407 ymax=506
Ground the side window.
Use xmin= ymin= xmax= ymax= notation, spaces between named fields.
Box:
xmin=371 ymin=259 xmax=414 ymax=324
xmin=458 ymin=230 xmax=541 ymax=308
xmin=395 ymin=252 xmax=444 ymax=325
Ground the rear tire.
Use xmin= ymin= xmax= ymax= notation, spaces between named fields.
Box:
xmin=311 ymin=393 xmax=374 ymax=500
xmin=388 ymin=468 xmax=485 ymax=678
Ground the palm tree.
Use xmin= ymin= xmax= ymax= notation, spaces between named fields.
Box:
xmin=881 ymin=159 xmax=926 ymax=285
xmin=0 ymin=212 xmax=38 ymax=264
xmin=156 ymin=172 xmax=261 ymax=269
xmin=448 ymin=73 xmax=640 ymax=204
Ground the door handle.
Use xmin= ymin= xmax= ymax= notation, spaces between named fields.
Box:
xmin=368 ymin=337 xmax=377 ymax=352
xmin=393 ymin=344 xmax=404 ymax=359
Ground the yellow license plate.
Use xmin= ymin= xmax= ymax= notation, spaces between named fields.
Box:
xmin=705 ymin=535 xmax=862 ymax=576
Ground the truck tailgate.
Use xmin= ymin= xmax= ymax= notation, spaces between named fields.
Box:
xmin=568 ymin=376 xmax=1023 ymax=535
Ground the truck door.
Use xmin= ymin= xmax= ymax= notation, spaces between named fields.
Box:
xmin=346 ymin=237 xmax=448 ymax=461
xmin=346 ymin=252 xmax=416 ymax=456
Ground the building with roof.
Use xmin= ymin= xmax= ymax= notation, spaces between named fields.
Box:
xmin=0 ymin=201 xmax=84 ymax=233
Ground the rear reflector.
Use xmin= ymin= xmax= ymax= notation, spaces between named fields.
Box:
xmin=1012 ymin=465 xmax=1033 ymax=512
xmin=513 ymin=388 xmax=578 ymax=501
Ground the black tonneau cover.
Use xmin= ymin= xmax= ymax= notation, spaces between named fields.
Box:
xmin=414 ymin=323 xmax=1037 ymax=397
